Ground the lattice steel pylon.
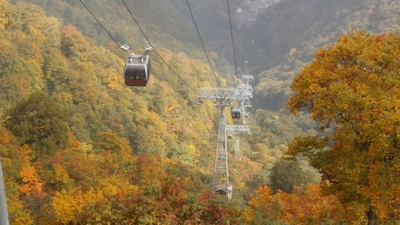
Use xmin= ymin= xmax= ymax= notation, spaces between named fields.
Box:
xmin=237 ymin=82 xmax=253 ymax=124
xmin=197 ymin=87 xmax=250 ymax=199
xmin=226 ymin=125 xmax=251 ymax=158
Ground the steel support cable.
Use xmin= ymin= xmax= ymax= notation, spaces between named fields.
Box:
xmin=79 ymin=0 xmax=121 ymax=48
xmin=226 ymin=0 xmax=239 ymax=78
xmin=79 ymin=0 xmax=186 ymax=93
xmin=121 ymin=0 xmax=198 ymax=94
xmin=186 ymin=0 xmax=222 ymax=89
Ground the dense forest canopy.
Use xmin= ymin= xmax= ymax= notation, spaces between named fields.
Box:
xmin=0 ymin=0 xmax=400 ymax=224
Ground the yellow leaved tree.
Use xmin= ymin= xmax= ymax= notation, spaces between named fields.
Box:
xmin=0 ymin=0 xmax=8 ymax=30
xmin=286 ymin=30 xmax=400 ymax=224
xmin=52 ymin=175 xmax=138 ymax=224
xmin=19 ymin=145 xmax=43 ymax=196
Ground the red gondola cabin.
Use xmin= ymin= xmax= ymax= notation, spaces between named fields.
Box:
xmin=124 ymin=53 xmax=151 ymax=86
xmin=231 ymin=107 xmax=241 ymax=119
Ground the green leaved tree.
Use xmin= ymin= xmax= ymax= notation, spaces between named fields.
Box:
xmin=3 ymin=91 xmax=69 ymax=158
xmin=269 ymin=159 xmax=315 ymax=194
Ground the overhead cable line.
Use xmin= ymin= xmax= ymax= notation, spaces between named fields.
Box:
xmin=79 ymin=0 xmax=121 ymax=48
xmin=186 ymin=0 xmax=222 ymax=88
xmin=226 ymin=0 xmax=239 ymax=78
xmin=79 ymin=0 xmax=188 ymax=94
xmin=121 ymin=0 xmax=198 ymax=94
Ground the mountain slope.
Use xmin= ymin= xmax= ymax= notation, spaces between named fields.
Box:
xmin=236 ymin=0 xmax=400 ymax=111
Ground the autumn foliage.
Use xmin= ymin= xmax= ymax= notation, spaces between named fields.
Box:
xmin=246 ymin=184 xmax=344 ymax=224
xmin=287 ymin=30 xmax=400 ymax=223
xmin=2 ymin=0 xmax=400 ymax=223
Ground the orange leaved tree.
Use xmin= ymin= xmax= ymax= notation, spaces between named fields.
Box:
xmin=286 ymin=30 xmax=400 ymax=224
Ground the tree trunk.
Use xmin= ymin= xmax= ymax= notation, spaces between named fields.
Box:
xmin=366 ymin=208 xmax=377 ymax=225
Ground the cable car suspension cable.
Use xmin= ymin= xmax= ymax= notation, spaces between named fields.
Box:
xmin=226 ymin=0 xmax=239 ymax=78
xmin=186 ymin=0 xmax=222 ymax=89
xmin=121 ymin=0 xmax=198 ymax=94
xmin=79 ymin=0 xmax=189 ymax=93
xmin=79 ymin=0 xmax=121 ymax=48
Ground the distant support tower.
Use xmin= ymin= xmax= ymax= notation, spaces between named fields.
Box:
xmin=197 ymin=87 xmax=250 ymax=199
xmin=237 ymin=77 xmax=253 ymax=124
xmin=226 ymin=125 xmax=251 ymax=158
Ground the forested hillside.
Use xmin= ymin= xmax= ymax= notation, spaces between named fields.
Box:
xmin=0 ymin=0 xmax=302 ymax=223
xmin=9 ymin=0 xmax=242 ymax=80
xmin=241 ymin=0 xmax=400 ymax=111
xmin=1 ymin=0 xmax=400 ymax=224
